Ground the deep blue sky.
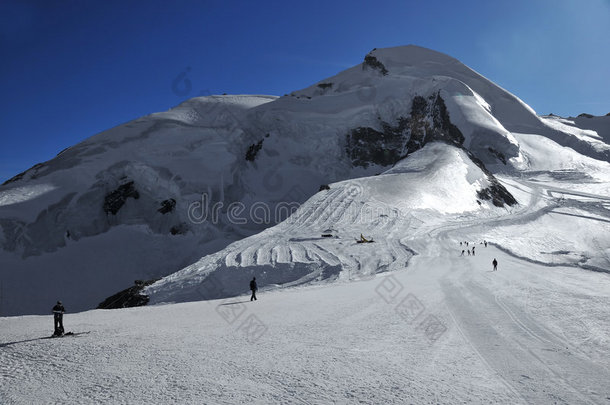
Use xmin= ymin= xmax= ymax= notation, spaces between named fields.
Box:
xmin=1 ymin=0 xmax=609 ymax=182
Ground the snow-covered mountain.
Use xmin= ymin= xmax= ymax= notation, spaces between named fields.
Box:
xmin=1 ymin=45 xmax=609 ymax=316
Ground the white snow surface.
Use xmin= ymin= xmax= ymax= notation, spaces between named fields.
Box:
xmin=1 ymin=45 xmax=609 ymax=318
xmin=1 ymin=45 xmax=610 ymax=404
xmin=2 ymin=229 xmax=609 ymax=404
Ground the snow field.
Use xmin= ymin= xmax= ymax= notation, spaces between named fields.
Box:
xmin=2 ymin=240 xmax=609 ymax=404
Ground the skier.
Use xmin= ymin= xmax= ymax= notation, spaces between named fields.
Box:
xmin=460 ymin=242 xmax=462 ymax=246
xmin=492 ymin=258 xmax=498 ymax=271
xmin=467 ymin=249 xmax=471 ymax=256
xmin=472 ymin=246 xmax=475 ymax=256
xmin=460 ymin=250 xmax=465 ymax=256
xmin=52 ymin=301 xmax=65 ymax=336
xmin=250 ymin=277 xmax=258 ymax=301
xmin=484 ymin=240 xmax=488 ymax=248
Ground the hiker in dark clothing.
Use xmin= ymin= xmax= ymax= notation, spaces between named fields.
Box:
xmin=492 ymin=258 xmax=498 ymax=271
xmin=250 ymin=277 xmax=258 ymax=301
xmin=472 ymin=246 xmax=475 ymax=256
xmin=52 ymin=301 xmax=65 ymax=336
xmin=460 ymin=250 xmax=465 ymax=256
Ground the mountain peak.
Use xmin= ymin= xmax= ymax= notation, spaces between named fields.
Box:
xmin=366 ymin=45 xmax=461 ymax=70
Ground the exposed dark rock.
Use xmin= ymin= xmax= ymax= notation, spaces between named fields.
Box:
xmin=363 ymin=54 xmax=389 ymax=75
xmin=345 ymin=92 xmax=464 ymax=168
xmin=406 ymin=92 xmax=464 ymax=153
xmin=466 ymin=151 xmax=518 ymax=207
xmin=170 ymin=222 xmax=188 ymax=235
xmin=96 ymin=279 xmax=159 ymax=309
xmin=345 ymin=91 xmax=517 ymax=207
xmin=103 ymin=181 xmax=140 ymax=215
xmin=317 ymin=83 xmax=333 ymax=90
xmin=346 ymin=127 xmax=406 ymax=167
xmin=245 ymin=139 xmax=264 ymax=161
xmin=578 ymin=113 xmax=594 ymax=118
xmin=319 ymin=184 xmax=330 ymax=191
xmin=488 ymin=147 xmax=507 ymax=164
xmin=476 ymin=183 xmax=518 ymax=207
xmin=158 ymin=198 xmax=176 ymax=214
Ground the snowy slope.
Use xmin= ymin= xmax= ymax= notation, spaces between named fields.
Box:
xmin=145 ymin=138 xmax=610 ymax=304
xmin=1 ymin=45 xmax=609 ymax=316
xmin=2 ymin=44 xmax=610 ymax=404
xmin=146 ymin=143 xmax=512 ymax=304
xmin=2 ymin=230 xmax=609 ymax=404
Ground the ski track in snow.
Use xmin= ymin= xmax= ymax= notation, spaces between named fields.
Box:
xmin=2 ymin=171 xmax=609 ymax=403
xmin=2 ymin=239 xmax=609 ymax=404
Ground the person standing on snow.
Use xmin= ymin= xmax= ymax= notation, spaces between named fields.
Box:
xmin=492 ymin=258 xmax=498 ymax=271
xmin=52 ymin=301 xmax=65 ymax=336
xmin=472 ymin=246 xmax=475 ymax=256
xmin=250 ymin=277 xmax=258 ymax=301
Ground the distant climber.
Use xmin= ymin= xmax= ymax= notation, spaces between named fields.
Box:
xmin=250 ymin=277 xmax=258 ymax=301
xmin=52 ymin=301 xmax=65 ymax=336
xmin=492 ymin=258 xmax=498 ymax=271
xmin=472 ymin=246 xmax=475 ymax=256
xmin=484 ymin=240 xmax=488 ymax=248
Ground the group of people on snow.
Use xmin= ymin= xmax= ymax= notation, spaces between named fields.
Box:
xmin=459 ymin=240 xmax=498 ymax=271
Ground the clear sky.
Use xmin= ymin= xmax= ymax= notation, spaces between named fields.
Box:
xmin=1 ymin=0 xmax=609 ymax=182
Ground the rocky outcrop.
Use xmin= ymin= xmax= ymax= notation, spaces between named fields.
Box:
xmin=346 ymin=92 xmax=465 ymax=168
xmin=97 ymin=279 xmax=158 ymax=309
xmin=158 ymin=198 xmax=176 ymax=214
xmin=103 ymin=181 xmax=140 ymax=215
xmin=466 ymin=151 xmax=517 ymax=207
xmin=246 ymin=139 xmax=264 ymax=161
xmin=476 ymin=183 xmax=517 ymax=207
xmin=345 ymin=92 xmax=517 ymax=207
xmin=363 ymin=53 xmax=389 ymax=75
xmin=487 ymin=147 xmax=507 ymax=165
